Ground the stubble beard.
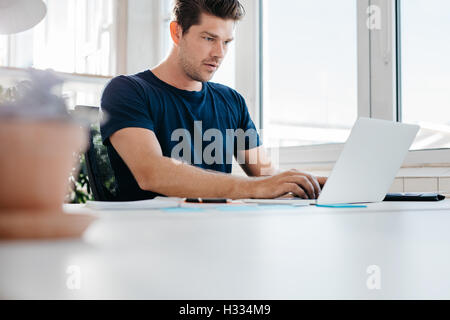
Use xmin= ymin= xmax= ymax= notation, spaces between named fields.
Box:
xmin=179 ymin=47 xmax=215 ymax=83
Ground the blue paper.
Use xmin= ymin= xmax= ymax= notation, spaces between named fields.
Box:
xmin=316 ymin=204 xmax=367 ymax=208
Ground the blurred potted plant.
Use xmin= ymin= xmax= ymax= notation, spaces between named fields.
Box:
xmin=0 ymin=69 xmax=96 ymax=239
xmin=68 ymin=154 xmax=94 ymax=204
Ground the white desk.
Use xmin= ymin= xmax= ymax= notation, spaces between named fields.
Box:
xmin=1 ymin=201 xmax=450 ymax=299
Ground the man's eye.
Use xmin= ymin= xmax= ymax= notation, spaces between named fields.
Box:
xmin=205 ymin=37 xmax=214 ymax=42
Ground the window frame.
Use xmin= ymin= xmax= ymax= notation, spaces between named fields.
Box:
xmin=232 ymin=0 xmax=450 ymax=170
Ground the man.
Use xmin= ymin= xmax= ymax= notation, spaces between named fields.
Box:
xmin=101 ymin=0 xmax=326 ymax=201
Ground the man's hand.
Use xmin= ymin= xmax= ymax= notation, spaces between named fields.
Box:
xmin=250 ymin=169 xmax=324 ymax=199
xmin=317 ymin=176 xmax=327 ymax=188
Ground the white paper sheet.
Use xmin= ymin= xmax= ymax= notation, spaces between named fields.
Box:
xmin=85 ymin=197 xmax=181 ymax=210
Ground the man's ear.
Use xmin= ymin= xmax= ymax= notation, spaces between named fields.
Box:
xmin=170 ymin=21 xmax=182 ymax=45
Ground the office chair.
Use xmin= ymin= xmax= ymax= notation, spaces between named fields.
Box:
xmin=73 ymin=105 xmax=119 ymax=202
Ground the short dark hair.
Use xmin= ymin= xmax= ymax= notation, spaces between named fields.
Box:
xmin=173 ymin=0 xmax=245 ymax=34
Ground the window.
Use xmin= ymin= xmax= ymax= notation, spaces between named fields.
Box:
xmin=161 ymin=0 xmax=173 ymax=60
xmin=400 ymin=0 xmax=450 ymax=150
xmin=0 ymin=0 xmax=119 ymax=108
xmin=1 ymin=0 xmax=448 ymax=165
xmin=249 ymin=0 xmax=450 ymax=166
xmin=0 ymin=36 xmax=8 ymax=66
xmin=262 ymin=0 xmax=358 ymax=147
xmin=0 ymin=0 xmax=117 ymax=76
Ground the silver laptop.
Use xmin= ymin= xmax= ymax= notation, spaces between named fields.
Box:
xmin=245 ymin=118 xmax=420 ymax=205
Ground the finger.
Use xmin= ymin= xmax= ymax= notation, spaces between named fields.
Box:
xmin=285 ymin=176 xmax=315 ymax=199
xmin=283 ymin=183 xmax=307 ymax=199
xmin=303 ymin=173 xmax=321 ymax=197
xmin=286 ymin=170 xmax=321 ymax=198
xmin=283 ymin=170 xmax=297 ymax=177
xmin=317 ymin=176 xmax=328 ymax=188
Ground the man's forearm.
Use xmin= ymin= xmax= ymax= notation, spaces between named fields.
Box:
xmin=140 ymin=156 xmax=256 ymax=199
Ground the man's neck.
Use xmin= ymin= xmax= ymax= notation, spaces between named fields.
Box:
xmin=151 ymin=50 xmax=202 ymax=92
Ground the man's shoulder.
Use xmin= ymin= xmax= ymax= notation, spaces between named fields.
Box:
xmin=207 ymin=81 xmax=244 ymax=101
xmin=104 ymin=72 xmax=151 ymax=91
xmin=102 ymin=71 xmax=164 ymax=104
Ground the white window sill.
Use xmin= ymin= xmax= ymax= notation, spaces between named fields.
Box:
xmin=270 ymin=144 xmax=450 ymax=178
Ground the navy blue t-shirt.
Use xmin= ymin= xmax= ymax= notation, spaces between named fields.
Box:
xmin=100 ymin=70 xmax=261 ymax=201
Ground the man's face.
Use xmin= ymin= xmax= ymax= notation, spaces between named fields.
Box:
xmin=177 ymin=13 xmax=235 ymax=83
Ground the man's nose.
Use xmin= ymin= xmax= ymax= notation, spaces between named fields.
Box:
xmin=211 ymin=42 xmax=226 ymax=59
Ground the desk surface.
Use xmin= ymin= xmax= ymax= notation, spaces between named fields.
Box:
xmin=1 ymin=201 xmax=450 ymax=299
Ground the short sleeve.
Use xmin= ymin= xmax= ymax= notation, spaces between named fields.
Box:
xmin=237 ymin=93 xmax=261 ymax=150
xmin=100 ymin=75 xmax=154 ymax=146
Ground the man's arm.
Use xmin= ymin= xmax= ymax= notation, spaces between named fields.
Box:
xmin=109 ymin=128 xmax=323 ymax=199
xmin=236 ymin=146 xmax=277 ymax=177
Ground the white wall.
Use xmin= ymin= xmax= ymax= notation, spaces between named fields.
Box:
xmin=126 ymin=0 xmax=162 ymax=74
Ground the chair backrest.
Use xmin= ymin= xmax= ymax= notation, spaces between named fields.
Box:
xmin=73 ymin=105 xmax=119 ymax=201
